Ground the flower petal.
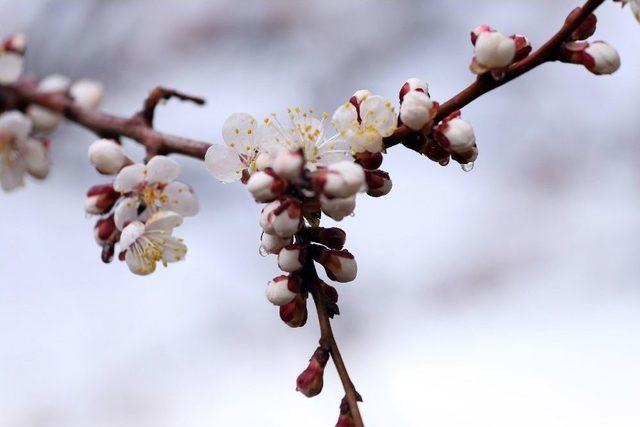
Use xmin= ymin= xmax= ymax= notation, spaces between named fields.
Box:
xmin=113 ymin=163 xmax=146 ymax=193
xmin=204 ymin=143 xmax=244 ymax=183
xmin=0 ymin=156 xmax=26 ymax=191
xmin=160 ymin=236 xmax=187 ymax=264
xmin=0 ymin=52 xmax=24 ymax=84
xmin=331 ymin=103 xmax=358 ymax=135
xmin=20 ymin=138 xmax=49 ymax=179
xmin=145 ymin=155 xmax=180 ymax=184
xmin=222 ymin=112 xmax=257 ymax=154
xmin=0 ymin=111 xmax=33 ymax=143
xmin=119 ymin=221 xmax=145 ymax=251
xmin=114 ymin=196 xmax=140 ymax=230
xmin=317 ymin=136 xmax=353 ymax=166
xmin=125 ymin=247 xmax=156 ymax=275
xmin=159 ymin=181 xmax=199 ymax=217
xmin=145 ymin=211 xmax=183 ymax=232
xmin=360 ymin=95 xmax=397 ymax=137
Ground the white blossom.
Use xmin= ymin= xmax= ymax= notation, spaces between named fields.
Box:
xmin=88 ymin=139 xmax=127 ymax=175
xmin=0 ymin=111 xmax=49 ymax=192
xmin=119 ymin=211 xmax=187 ymax=275
xmin=112 ymin=155 xmax=198 ymax=230
xmin=332 ymin=92 xmax=397 ymax=153
xmin=70 ymin=79 xmax=104 ymax=109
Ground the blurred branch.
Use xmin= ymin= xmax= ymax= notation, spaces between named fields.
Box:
xmin=384 ymin=0 xmax=606 ymax=150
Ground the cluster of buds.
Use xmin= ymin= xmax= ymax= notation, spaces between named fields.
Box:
xmin=470 ymin=26 xmax=531 ymax=79
xmin=558 ymin=7 xmax=621 ymax=76
xmin=85 ymin=139 xmax=199 ymax=275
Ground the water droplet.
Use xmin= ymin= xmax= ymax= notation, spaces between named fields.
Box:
xmin=349 ymin=212 xmax=356 ymax=218
xmin=461 ymin=162 xmax=474 ymax=172
xmin=258 ymin=245 xmax=269 ymax=257
xmin=439 ymin=158 xmax=450 ymax=166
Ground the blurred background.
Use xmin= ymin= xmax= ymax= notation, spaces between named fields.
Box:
xmin=1 ymin=1 xmax=639 ymax=426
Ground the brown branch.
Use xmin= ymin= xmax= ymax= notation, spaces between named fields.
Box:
xmin=136 ymin=86 xmax=206 ymax=127
xmin=0 ymin=82 xmax=212 ymax=160
xmin=384 ymin=0 xmax=606 ymax=150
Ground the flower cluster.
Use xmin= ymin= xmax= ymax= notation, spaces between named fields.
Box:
xmin=85 ymin=139 xmax=198 ymax=275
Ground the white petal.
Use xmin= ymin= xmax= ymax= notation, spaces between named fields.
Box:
xmin=160 ymin=236 xmax=187 ymax=264
xmin=222 ymin=112 xmax=257 ymax=154
xmin=0 ymin=111 xmax=33 ymax=142
xmin=360 ymin=95 xmax=397 ymax=137
xmin=159 ymin=181 xmax=199 ymax=217
xmin=20 ymin=138 xmax=49 ymax=179
xmin=204 ymin=143 xmax=244 ymax=183
xmin=0 ymin=52 xmax=24 ymax=84
xmin=254 ymin=122 xmax=286 ymax=155
xmin=114 ymin=196 xmax=140 ymax=230
xmin=113 ymin=163 xmax=146 ymax=193
xmin=0 ymin=156 xmax=26 ymax=191
xmin=332 ymin=103 xmax=358 ymax=134
xmin=145 ymin=155 xmax=180 ymax=184
xmin=119 ymin=221 xmax=145 ymax=251
xmin=317 ymin=136 xmax=353 ymax=166
xmin=38 ymin=74 xmax=71 ymax=92
xmin=125 ymin=247 xmax=156 ymax=275
xmin=145 ymin=211 xmax=183 ymax=232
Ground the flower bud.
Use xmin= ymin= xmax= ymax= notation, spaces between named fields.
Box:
xmin=511 ymin=34 xmax=532 ymax=62
xmin=296 ymin=347 xmax=329 ymax=398
xmin=470 ymin=30 xmax=516 ymax=75
xmin=434 ymin=114 xmax=477 ymax=158
xmin=88 ymin=139 xmax=127 ymax=175
xmin=354 ymin=151 xmax=383 ymax=170
xmin=567 ymin=7 xmax=597 ymax=41
xmin=3 ymin=33 xmax=27 ymax=55
xmin=365 ymin=170 xmax=392 ymax=198
xmin=70 ymin=79 xmax=104 ymax=109
xmin=320 ymin=194 xmax=356 ymax=221
xmin=399 ymin=91 xmax=435 ymax=131
xmin=260 ymin=232 xmax=292 ymax=255
xmin=318 ymin=161 xmax=366 ymax=198
xmin=94 ymin=215 xmax=116 ymax=246
xmin=277 ymin=244 xmax=306 ymax=272
xmin=560 ymin=41 xmax=621 ymax=76
xmin=266 ymin=275 xmax=301 ymax=306
xmin=305 ymin=227 xmax=346 ymax=250
xmin=470 ymin=25 xmax=495 ymax=45
xmin=247 ymin=170 xmax=286 ymax=202
xmin=255 ymin=152 xmax=273 ymax=171
xmin=85 ymin=184 xmax=120 ymax=214
xmin=399 ymin=77 xmax=429 ymax=102
xmin=260 ymin=199 xmax=302 ymax=238
xmin=279 ymin=294 xmax=308 ymax=328
xmin=315 ymin=249 xmax=357 ymax=283
xmin=422 ymin=137 xmax=450 ymax=165
xmin=27 ymin=74 xmax=71 ymax=132
xmin=272 ymin=149 xmax=304 ymax=181
xmin=350 ymin=89 xmax=372 ymax=107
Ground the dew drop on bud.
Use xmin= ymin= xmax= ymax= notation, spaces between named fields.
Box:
xmin=461 ymin=162 xmax=475 ymax=172
xmin=349 ymin=212 xmax=356 ymax=218
xmin=258 ymin=245 xmax=269 ymax=257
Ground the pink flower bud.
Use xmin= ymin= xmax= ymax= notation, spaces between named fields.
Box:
xmin=70 ymin=79 xmax=104 ymax=109
xmin=94 ymin=215 xmax=116 ymax=246
xmin=470 ymin=30 xmax=516 ymax=75
xmin=272 ymin=149 xmax=304 ymax=181
xmin=88 ymin=139 xmax=126 ymax=175
xmin=315 ymin=249 xmax=357 ymax=283
xmin=399 ymin=91 xmax=436 ymax=131
xmin=354 ymin=151 xmax=383 ymax=170
xmin=85 ymin=184 xmax=120 ymax=214
xmin=470 ymin=25 xmax=495 ymax=45
xmin=247 ymin=170 xmax=286 ymax=202
xmin=3 ymin=33 xmax=27 ymax=55
xmin=566 ymin=7 xmax=597 ymax=41
xmin=434 ymin=114 xmax=477 ymax=158
xmin=320 ymin=194 xmax=356 ymax=221
xmin=277 ymin=244 xmax=306 ymax=272
xmin=511 ymin=34 xmax=532 ymax=62
xmin=561 ymin=41 xmax=621 ymax=76
xmin=279 ymin=294 xmax=308 ymax=328
xmin=266 ymin=275 xmax=301 ymax=306
xmin=317 ymin=161 xmax=366 ymax=198
xmin=296 ymin=347 xmax=329 ymax=398
xmin=259 ymin=198 xmax=302 ymax=238
xmin=260 ymin=232 xmax=291 ymax=255
xmin=399 ymin=77 xmax=429 ymax=102
xmin=365 ymin=170 xmax=392 ymax=198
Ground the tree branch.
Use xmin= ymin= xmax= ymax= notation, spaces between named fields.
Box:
xmin=384 ymin=0 xmax=606 ymax=150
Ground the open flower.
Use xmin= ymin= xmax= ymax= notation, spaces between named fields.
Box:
xmin=119 ymin=211 xmax=187 ymax=275
xmin=112 ymin=155 xmax=198 ymax=230
xmin=332 ymin=91 xmax=397 ymax=153
xmin=205 ymin=113 xmax=281 ymax=183
xmin=0 ymin=111 xmax=49 ymax=192
xmin=262 ymin=107 xmax=352 ymax=168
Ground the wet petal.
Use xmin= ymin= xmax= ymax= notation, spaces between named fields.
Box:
xmin=146 ymin=155 xmax=180 ymax=184
xmin=145 ymin=211 xmax=183 ymax=232
xmin=222 ymin=113 xmax=257 ymax=154
xmin=204 ymin=143 xmax=244 ymax=183
xmin=113 ymin=163 xmax=146 ymax=193
xmin=114 ymin=196 xmax=140 ymax=230
xmin=331 ymin=103 xmax=358 ymax=135
xmin=360 ymin=95 xmax=397 ymax=137
xmin=159 ymin=181 xmax=199 ymax=217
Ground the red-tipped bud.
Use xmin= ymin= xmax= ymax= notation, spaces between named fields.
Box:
xmin=266 ymin=275 xmax=301 ymax=306
xmin=296 ymin=347 xmax=329 ymax=398
xmin=567 ymin=7 xmax=597 ymax=41
xmin=365 ymin=170 xmax=392 ymax=198
xmin=272 ymin=149 xmax=304 ymax=181
xmin=259 ymin=198 xmax=303 ymax=238
xmin=399 ymin=77 xmax=429 ymax=102
xmin=277 ymin=244 xmax=306 ymax=272
xmin=279 ymin=294 xmax=308 ymax=328
xmin=3 ymin=33 xmax=27 ymax=55
xmin=354 ymin=151 xmax=383 ymax=170
xmin=470 ymin=25 xmax=495 ymax=45
xmin=511 ymin=34 xmax=532 ymax=61
xmin=94 ymin=215 xmax=116 ymax=245
xmin=247 ymin=169 xmax=287 ymax=202
xmin=315 ymin=248 xmax=358 ymax=283
xmin=85 ymin=184 xmax=120 ymax=215
xmin=560 ymin=41 xmax=621 ymax=76
xmin=434 ymin=113 xmax=478 ymax=164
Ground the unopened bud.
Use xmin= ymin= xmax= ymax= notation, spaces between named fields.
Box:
xmin=272 ymin=150 xmax=304 ymax=181
xmin=3 ymin=33 xmax=27 ymax=55
xmin=306 ymin=227 xmax=346 ymax=250
xmin=560 ymin=41 xmax=621 ymax=76
xmin=317 ymin=161 xmax=366 ymax=198
xmin=354 ymin=151 xmax=383 ymax=170
xmin=255 ymin=152 xmax=273 ymax=171
xmin=399 ymin=77 xmax=429 ymax=102
xmin=260 ymin=232 xmax=292 ymax=255
xmin=260 ymin=198 xmax=302 ymax=238
xmin=247 ymin=170 xmax=287 ymax=202
xmin=88 ymin=139 xmax=127 ymax=175
xmin=399 ymin=90 xmax=436 ymax=131
xmin=70 ymin=79 xmax=104 ymax=109
xmin=511 ymin=34 xmax=532 ymax=61
xmin=470 ymin=25 xmax=495 ymax=45
xmin=315 ymin=248 xmax=357 ymax=283
xmin=279 ymin=294 xmax=308 ymax=328
xmin=27 ymin=74 xmax=71 ymax=132
xmin=365 ymin=170 xmax=392 ymax=198
xmin=470 ymin=30 xmax=516 ymax=75
xmin=277 ymin=244 xmax=306 ymax=272
xmin=266 ymin=275 xmax=301 ymax=306
xmin=85 ymin=184 xmax=120 ymax=214
xmin=296 ymin=347 xmax=329 ymax=398
xmin=320 ymin=194 xmax=356 ymax=221
xmin=94 ymin=215 xmax=116 ymax=246
xmin=434 ymin=114 xmax=477 ymax=157
xmin=567 ymin=7 xmax=597 ymax=41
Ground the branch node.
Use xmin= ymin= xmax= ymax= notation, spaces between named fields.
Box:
xmin=136 ymin=86 xmax=206 ymax=127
